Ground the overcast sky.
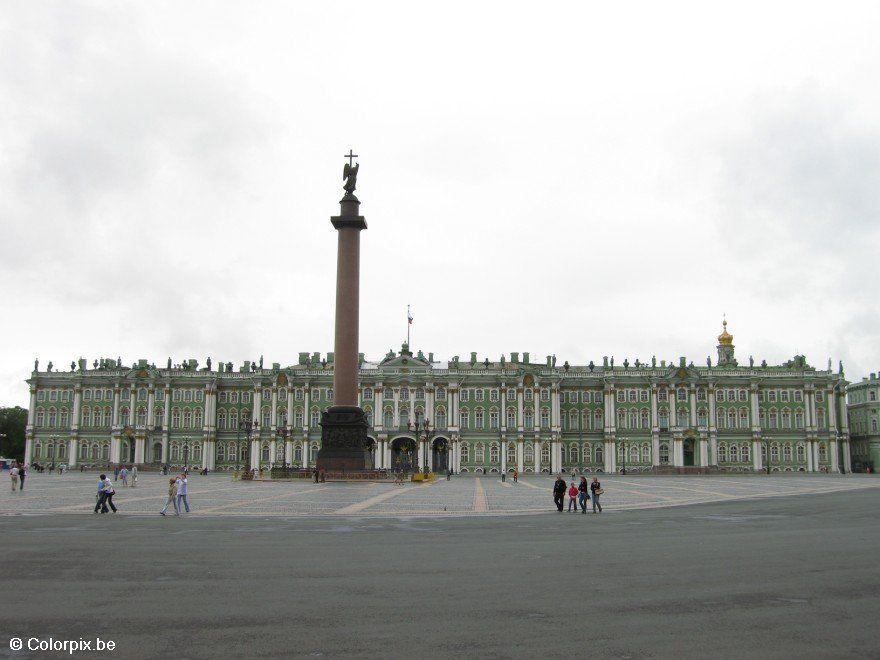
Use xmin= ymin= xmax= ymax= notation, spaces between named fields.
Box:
xmin=2 ymin=1 xmax=878 ymax=407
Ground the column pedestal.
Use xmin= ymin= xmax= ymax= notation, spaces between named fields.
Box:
xmin=316 ymin=406 xmax=371 ymax=472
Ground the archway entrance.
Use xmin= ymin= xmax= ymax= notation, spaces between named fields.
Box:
xmin=391 ymin=437 xmax=417 ymax=472
xmin=683 ymin=438 xmax=695 ymax=466
xmin=432 ymin=437 xmax=449 ymax=473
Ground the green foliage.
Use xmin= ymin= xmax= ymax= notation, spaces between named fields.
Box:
xmin=0 ymin=407 xmax=27 ymax=460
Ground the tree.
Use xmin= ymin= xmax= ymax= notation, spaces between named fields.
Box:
xmin=0 ymin=407 xmax=27 ymax=460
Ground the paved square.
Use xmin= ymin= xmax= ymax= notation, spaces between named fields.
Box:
xmin=2 ymin=472 xmax=878 ymax=517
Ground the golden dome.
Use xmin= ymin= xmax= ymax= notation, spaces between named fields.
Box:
xmin=718 ymin=318 xmax=733 ymax=346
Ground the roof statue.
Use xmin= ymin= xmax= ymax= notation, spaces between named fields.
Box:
xmin=343 ymin=149 xmax=359 ymax=197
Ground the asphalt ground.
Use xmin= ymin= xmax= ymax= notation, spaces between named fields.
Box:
xmin=2 ymin=488 xmax=879 ymax=659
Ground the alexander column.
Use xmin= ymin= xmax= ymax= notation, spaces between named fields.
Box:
xmin=316 ymin=150 xmax=371 ymax=473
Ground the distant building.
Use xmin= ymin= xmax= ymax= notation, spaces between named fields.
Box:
xmin=23 ymin=321 xmax=852 ymax=474
xmin=846 ymin=372 xmax=880 ymax=471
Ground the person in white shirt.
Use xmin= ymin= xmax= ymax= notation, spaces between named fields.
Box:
xmin=175 ymin=474 xmax=190 ymax=513
xmin=9 ymin=465 xmax=19 ymax=492
xmin=94 ymin=474 xmax=117 ymax=513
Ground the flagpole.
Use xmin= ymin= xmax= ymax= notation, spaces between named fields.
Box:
xmin=407 ymin=304 xmax=411 ymax=346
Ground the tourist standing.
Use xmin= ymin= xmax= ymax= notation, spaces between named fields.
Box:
xmin=590 ymin=476 xmax=603 ymax=513
xmin=567 ymin=481 xmax=579 ymax=512
xmin=176 ymin=473 xmax=190 ymax=513
xmin=120 ymin=466 xmax=129 ymax=487
xmin=9 ymin=464 xmax=19 ymax=492
xmin=130 ymin=465 xmax=138 ymax=488
xmin=553 ymin=476 xmax=566 ymax=512
xmin=513 ymin=469 xmax=518 ymax=483
xmin=313 ymin=467 xmax=319 ymax=483
xmin=159 ymin=477 xmax=179 ymax=516
xmin=114 ymin=465 xmax=119 ymax=480
xmin=578 ymin=477 xmax=589 ymax=514
xmin=18 ymin=463 xmax=26 ymax=491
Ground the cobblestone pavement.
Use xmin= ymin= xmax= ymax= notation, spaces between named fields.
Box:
xmin=2 ymin=472 xmax=878 ymax=517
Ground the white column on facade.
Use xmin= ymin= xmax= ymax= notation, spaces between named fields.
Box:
xmin=534 ymin=440 xmax=541 ymax=473
xmin=551 ymin=386 xmax=560 ymax=431
xmin=843 ymin=440 xmax=852 ymax=473
xmin=302 ymin=440 xmax=310 ymax=469
xmin=669 ymin=395 xmax=678 ymax=428
xmin=303 ymin=385 xmax=310 ymax=433
xmin=673 ymin=438 xmax=684 ymax=466
xmin=72 ymin=387 xmax=82 ymax=432
xmin=812 ymin=442 xmax=820 ymax=471
xmin=753 ymin=439 xmax=763 ymax=471
xmin=699 ymin=438 xmax=708 ymax=467
xmin=269 ymin=440 xmax=276 ymax=466
xmin=838 ymin=392 xmax=850 ymax=435
xmin=830 ymin=438 xmax=839 ymax=473
xmin=287 ymin=388 xmax=294 ymax=431
xmin=285 ymin=439 xmax=293 ymax=465
xmin=68 ymin=437 xmax=78 ymax=467
xmin=426 ymin=387 xmax=435 ymax=427
xmin=604 ymin=439 xmax=614 ymax=473
xmin=827 ymin=388 xmax=837 ymax=431
xmin=650 ymin=386 xmax=658 ymax=431
xmin=24 ymin=436 xmax=34 ymax=465
xmin=393 ymin=388 xmax=400 ymax=428
xmin=533 ymin=389 xmax=540 ymax=431
xmin=517 ymin=438 xmax=524 ymax=473
xmin=252 ymin=388 xmax=262 ymax=425
xmin=112 ymin=388 xmax=121 ymax=428
xmin=708 ymin=386 xmax=717 ymax=432
xmin=375 ymin=386 xmax=384 ymax=431
xmin=251 ymin=438 xmax=260 ymax=470
xmin=134 ymin=437 xmax=145 ymax=464
xmin=27 ymin=387 xmax=37 ymax=428
xmin=749 ymin=385 xmax=759 ymax=432
xmin=690 ymin=386 xmax=698 ymax=427
xmin=202 ymin=439 xmax=210 ymax=468
xmin=805 ymin=439 xmax=814 ymax=472
xmin=129 ymin=389 xmax=136 ymax=427
xmin=147 ymin=388 xmax=155 ymax=431
xmin=803 ymin=390 xmax=812 ymax=430
xmin=517 ymin=388 xmax=524 ymax=431
xmin=385 ymin=440 xmax=393 ymax=470
xmin=271 ymin=388 xmax=278 ymax=429
xmin=809 ymin=389 xmax=818 ymax=432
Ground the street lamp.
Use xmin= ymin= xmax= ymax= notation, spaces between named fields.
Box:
xmin=408 ymin=417 xmax=434 ymax=474
xmin=275 ymin=427 xmax=290 ymax=469
xmin=620 ymin=436 xmax=627 ymax=475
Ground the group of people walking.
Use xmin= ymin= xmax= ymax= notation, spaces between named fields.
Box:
xmin=8 ymin=462 xmax=26 ymax=492
xmin=553 ymin=475 xmax=603 ymax=514
xmin=159 ymin=473 xmax=190 ymax=516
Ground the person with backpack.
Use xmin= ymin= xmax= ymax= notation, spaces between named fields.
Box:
xmin=578 ymin=476 xmax=589 ymax=514
xmin=552 ymin=475 xmax=567 ymax=512
xmin=159 ymin=477 xmax=179 ymax=516
xmin=590 ymin=476 xmax=603 ymax=513
xmin=9 ymin=464 xmax=19 ymax=492
xmin=94 ymin=474 xmax=117 ymax=513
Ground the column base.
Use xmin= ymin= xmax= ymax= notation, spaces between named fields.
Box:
xmin=316 ymin=406 xmax=371 ymax=472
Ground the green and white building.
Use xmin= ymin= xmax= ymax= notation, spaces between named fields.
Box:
xmin=24 ymin=322 xmax=853 ymax=474
xmin=847 ymin=372 xmax=880 ymax=471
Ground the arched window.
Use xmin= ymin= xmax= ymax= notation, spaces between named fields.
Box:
xmin=817 ymin=409 xmax=826 ymax=429
xmin=524 ymin=443 xmax=534 ymax=463
xmin=781 ymin=410 xmax=791 ymax=429
xmin=728 ymin=409 xmax=737 ymax=429
xmin=278 ymin=408 xmax=287 ymax=426
xmin=742 ymin=443 xmax=751 ymax=462
xmin=716 ymin=407 xmax=725 ymax=429
xmin=697 ymin=408 xmax=708 ymax=427
xmin=193 ymin=443 xmax=202 ymax=461
xmin=740 ymin=408 xmax=749 ymax=428
xmin=183 ymin=410 xmax=192 ymax=428
xmin=94 ymin=407 xmax=103 ymax=427
xmin=582 ymin=444 xmax=592 ymax=463
xmin=730 ymin=444 xmax=740 ymax=462
xmin=770 ymin=442 xmax=779 ymax=462
xmin=540 ymin=443 xmax=550 ymax=465
xmin=507 ymin=408 xmax=517 ymax=429
xmin=783 ymin=443 xmax=792 ymax=462
xmin=796 ymin=443 xmax=806 ymax=462
xmin=170 ymin=444 xmax=180 ymax=461
xmin=294 ymin=408 xmax=303 ymax=428
xmin=436 ymin=407 xmax=447 ymax=428
xmin=595 ymin=409 xmax=603 ymax=428
xmin=365 ymin=408 xmax=373 ymax=426
xmin=217 ymin=444 xmax=226 ymax=462
xmin=261 ymin=443 xmax=270 ymax=462
xmin=506 ymin=443 xmax=516 ymax=464
xmin=172 ymin=408 xmax=181 ymax=429
xmin=595 ymin=443 xmax=604 ymax=464
xmin=120 ymin=408 xmax=130 ymax=426
xmin=540 ymin=408 xmax=550 ymax=428
xmin=769 ymin=409 xmax=778 ymax=429
xmin=294 ymin=443 xmax=303 ymax=463
xmin=91 ymin=444 xmax=99 ymax=460
xmin=193 ymin=409 xmax=203 ymax=429
xmin=261 ymin=407 xmax=271 ymax=428
xmin=101 ymin=444 xmax=109 ymax=460
xmin=475 ymin=443 xmax=485 ymax=464
xmin=617 ymin=409 xmax=627 ymax=429
xmin=629 ymin=444 xmax=639 ymax=462
xmin=460 ymin=443 xmax=470 ymax=462
xmin=79 ymin=443 xmax=88 ymax=459
xmin=641 ymin=444 xmax=650 ymax=462
xmin=658 ymin=408 xmax=669 ymax=428
xmin=659 ymin=443 xmax=670 ymax=464
xmin=795 ymin=411 xmax=804 ymax=429
xmin=137 ymin=407 xmax=147 ymax=427
xmin=82 ymin=406 xmax=90 ymax=427
xmin=569 ymin=443 xmax=579 ymax=463
xmin=524 ymin=409 xmax=534 ymax=428
xmin=488 ymin=410 xmax=498 ymax=429
xmin=60 ymin=409 xmax=69 ymax=427
xmin=628 ymin=410 xmax=637 ymax=429
xmin=384 ymin=408 xmax=394 ymax=428
xmin=818 ymin=442 xmax=828 ymax=462
xmin=218 ymin=410 xmax=226 ymax=429
xmin=641 ymin=409 xmax=650 ymax=429
xmin=310 ymin=409 xmax=320 ymax=427
xmin=489 ymin=443 xmax=499 ymax=463
xmin=459 ymin=408 xmax=469 ymax=429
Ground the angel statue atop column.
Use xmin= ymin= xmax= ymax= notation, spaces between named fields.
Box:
xmin=343 ymin=160 xmax=359 ymax=196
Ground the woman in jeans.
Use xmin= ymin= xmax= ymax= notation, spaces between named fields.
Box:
xmin=590 ymin=476 xmax=603 ymax=513
xmin=577 ymin=477 xmax=589 ymax=514
xmin=159 ymin=478 xmax=179 ymax=516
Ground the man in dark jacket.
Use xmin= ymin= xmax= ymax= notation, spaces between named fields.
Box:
xmin=553 ymin=476 xmax=566 ymax=512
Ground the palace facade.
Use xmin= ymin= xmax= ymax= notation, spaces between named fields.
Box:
xmin=847 ymin=372 xmax=880 ymax=471
xmin=24 ymin=322 xmax=853 ymax=474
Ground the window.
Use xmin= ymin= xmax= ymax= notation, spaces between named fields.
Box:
xmin=817 ymin=409 xmax=826 ymax=429
xmin=658 ymin=389 xmax=668 ymax=402
xmin=640 ymin=389 xmax=649 ymax=403
xmin=769 ymin=410 xmax=778 ymax=428
xmin=196 ymin=390 xmax=204 ymax=403
xmin=507 ymin=408 xmax=517 ymax=428
xmin=384 ymin=409 xmax=393 ymax=428
xmin=489 ymin=410 xmax=499 ymax=429
xmin=475 ymin=443 xmax=485 ymax=464
xmin=698 ymin=408 xmax=708 ymax=426
xmin=794 ymin=390 xmax=803 ymax=402
xmin=262 ymin=408 xmax=271 ymax=427
xmin=540 ymin=388 xmax=550 ymax=402
xmin=507 ymin=389 xmax=515 ymax=401
xmin=718 ymin=443 xmax=728 ymax=462
xmin=780 ymin=390 xmax=789 ymax=403
xmin=474 ymin=389 xmax=483 ymax=402
xmin=365 ymin=409 xmax=373 ymax=426
xmin=311 ymin=389 xmax=320 ymax=401
xmin=183 ymin=410 xmax=192 ymax=428
xmin=460 ymin=390 xmax=470 ymax=403
xmin=739 ymin=390 xmax=747 ymax=402
xmin=295 ymin=389 xmax=304 ymax=401
xmin=742 ymin=443 xmax=751 ymax=462
xmin=659 ymin=443 xmax=670 ymax=464
xmin=81 ymin=390 xmax=90 ymax=401
xmin=524 ymin=388 xmax=533 ymax=400
xmin=50 ymin=390 xmax=58 ymax=402
xmin=541 ymin=443 xmax=550 ymax=465
xmin=617 ymin=390 xmax=625 ymax=403
xmin=640 ymin=409 xmax=650 ymax=429
xmin=781 ymin=410 xmax=791 ymax=428
xmin=459 ymin=409 xmax=469 ymax=429
xmin=363 ymin=387 xmax=373 ymax=400
xmin=768 ymin=390 xmax=777 ymax=403
xmin=628 ymin=390 xmax=637 ymax=403
xmin=740 ymin=409 xmax=749 ymax=427
xmin=524 ymin=410 xmax=533 ymax=428
xmin=437 ymin=387 xmax=447 ymax=399
xmin=540 ymin=409 xmax=550 ymax=428
xmin=172 ymin=409 xmax=180 ymax=428
xmin=137 ymin=408 xmax=146 ymax=426
xmin=658 ymin=408 xmax=669 ymax=428
xmin=311 ymin=410 xmax=320 ymax=427
xmin=730 ymin=444 xmax=740 ymax=462
xmin=461 ymin=443 xmax=470 ymax=462
xmin=489 ymin=389 xmax=499 ymax=402
xmin=400 ymin=388 xmax=409 ymax=401
xmin=524 ymin=443 xmax=534 ymax=463
xmin=263 ymin=389 xmax=271 ymax=399
xmin=818 ymin=443 xmax=828 ymax=462
xmin=435 ymin=408 xmax=447 ymax=428
xmin=677 ymin=388 xmax=687 ymax=401
xmin=60 ymin=410 xmax=69 ymax=427
xmin=697 ymin=389 xmax=707 ymax=402
xmin=783 ymin=443 xmax=792 ymax=462
xmin=184 ymin=390 xmax=193 ymax=403
xmin=815 ymin=390 xmax=824 ymax=403
xmin=870 ymin=391 xmax=877 ymax=402
xmin=507 ymin=443 xmax=516 ymax=464
xmin=327 ymin=389 xmax=333 ymax=401
xmin=475 ymin=409 xmax=484 ymax=428
xmin=795 ymin=411 xmax=804 ymax=429
xmin=595 ymin=443 xmax=604 ymax=464
xmin=489 ymin=443 xmax=499 ymax=463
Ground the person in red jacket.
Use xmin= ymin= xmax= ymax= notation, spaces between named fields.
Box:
xmin=567 ymin=481 xmax=579 ymax=512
